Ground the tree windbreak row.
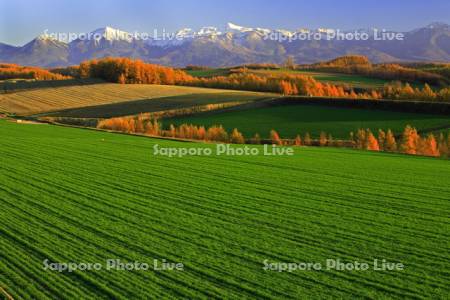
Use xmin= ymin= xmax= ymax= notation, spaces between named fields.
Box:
xmin=74 ymin=57 xmax=450 ymax=101
xmin=96 ymin=116 xmax=449 ymax=158
xmin=2 ymin=57 xmax=450 ymax=101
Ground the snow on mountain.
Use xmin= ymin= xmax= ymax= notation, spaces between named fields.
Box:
xmin=175 ymin=28 xmax=195 ymax=38
xmin=148 ymin=26 xmax=222 ymax=47
xmin=90 ymin=26 xmax=134 ymax=42
xmin=274 ymin=29 xmax=295 ymax=37
xmin=226 ymin=22 xmax=272 ymax=36
xmin=35 ymin=33 xmax=59 ymax=42
xmin=316 ymin=28 xmax=336 ymax=35
xmin=197 ymin=26 xmax=222 ymax=36
xmin=255 ymin=28 xmax=272 ymax=35
xmin=226 ymin=22 xmax=253 ymax=33
xmin=2 ymin=22 xmax=449 ymax=67
xmin=148 ymin=22 xmax=271 ymax=47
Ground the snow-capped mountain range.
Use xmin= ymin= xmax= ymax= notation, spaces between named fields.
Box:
xmin=1 ymin=22 xmax=449 ymax=67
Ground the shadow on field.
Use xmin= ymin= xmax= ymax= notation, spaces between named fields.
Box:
xmin=42 ymin=93 xmax=268 ymax=118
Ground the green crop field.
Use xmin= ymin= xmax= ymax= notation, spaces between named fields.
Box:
xmin=0 ymin=83 xmax=271 ymax=116
xmin=0 ymin=119 xmax=449 ymax=299
xmin=166 ymin=104 xmax=450 ymax=138
xmin=185 ymin=68 xmax=231 ymax=78
xmin=184 ymin=67 xmax=391 ymax=89
xmin=247 ymin=69 xmax=391 ymax=89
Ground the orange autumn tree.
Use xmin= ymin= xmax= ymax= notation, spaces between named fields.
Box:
xmin=384 ymin=130 xmax=397 ymax=152
xmin=382 ymin=82 xmax=450 ymax=101
xmin=355 ymin=129 xmax=366 ymax=149
xmin=319 ymin=132 xmax=327 ymax=146
xmin=79 ymin=57 xmax=193 ymax=84
xmin=0 ymin=63 xmax=70 ymax=80
xmin=96 ymin=116 xmax=446 ymax=159
xmin=270 ymin=130 xmax=282 ymax=145
xmin=400 ymin=125 xmax=419 ymax=155
xmin=365 ymin=130 xmax=380 ymax=151
xmin=230 ymin=128 xmax=245 ymax=144
xmin=196 ymin=126 xmax=207 ymax=140
xmin=353 ymin=129 xmax=379 ymax=151
xmin=206 ymin=125 xmax=228 ymax=142
xmin=349 ymin=125 xmax=443 ymax=157
xmin=145 ymin=119 xmax=161 ymax=136
xmin=420 ymin=134 xmax=440 ymax=157
xmin=280 ymin=80 xmax=298 ymax=95
xmin=76 ymin=57 xmax=392 ymax=99
xmin=307 ymin=56 xmax=446 ymax=86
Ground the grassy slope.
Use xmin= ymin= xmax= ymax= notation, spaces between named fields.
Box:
xmin=0 ymin=83 xmax=270 ymax=116
xmin=45 ymin=93 xmax=273 ymax=118
xmin=249 ymin=69 xmax=433 ymax=89
xmin=166 ymin=104 xmax=450 ymax=138
xmin=252 ymin=69 xmax=390 ymax=89
xmin=0 ymin=120 xmax=449 ymax=299
xmin=184 ymin=67 xmax=390 ymax=89
xmin=299 ymin=71 xmax=390 ymax=88
xmin=185 ymin=69 xmax=231 ymax=78
xmin=0 ymin=78 xmax=104 ymax=93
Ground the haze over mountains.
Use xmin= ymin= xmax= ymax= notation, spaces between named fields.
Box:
xmin=1 ymin=22 xmax=449 ymax=67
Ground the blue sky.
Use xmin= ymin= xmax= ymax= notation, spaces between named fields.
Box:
xmin=0 ymin=0 xmax=449 ymax=45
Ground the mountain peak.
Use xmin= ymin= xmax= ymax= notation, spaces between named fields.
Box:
xmin=23 ymin=34 xmax=66 ymax=49
xmin=35 ymin=34 xmax=58 ymax=42
xmin=176 ymin=28 xmax=193 ymax=35
xmin=91 ymin=26 xmax=133 ymax=42
xmin=197 ymin=26 xmax=221 ymax=36
xmin=2 ymin=22 xmax=449 ymax=68
xmin=425 ymin=22 xmax=449 ymax=29
xmin=226 ymin=22 xmax=253 ymax=32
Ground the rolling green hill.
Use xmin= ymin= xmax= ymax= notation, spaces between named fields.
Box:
xmin=250 ymin=69 xmax=391 ymax=89
xmin=185 ymin=68 xmax=231 ymax=78
xmin=0 ymin=83 xmax=272 ymax=116
xmin=183 ymin=66 xmax=392 ymax=89
xmin=44 ymin=92 xmax=274 ymax=119
xmin=0 ymin=119 xmax=449 ymax=299
xmin=165 ymin=104 xmax=450 ymax=138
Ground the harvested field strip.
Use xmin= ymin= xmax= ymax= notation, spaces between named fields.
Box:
xmin=44 ymin=93 xmax=272 ymax=119
xmin=0 ymin=83 xmax=270 ymax=116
